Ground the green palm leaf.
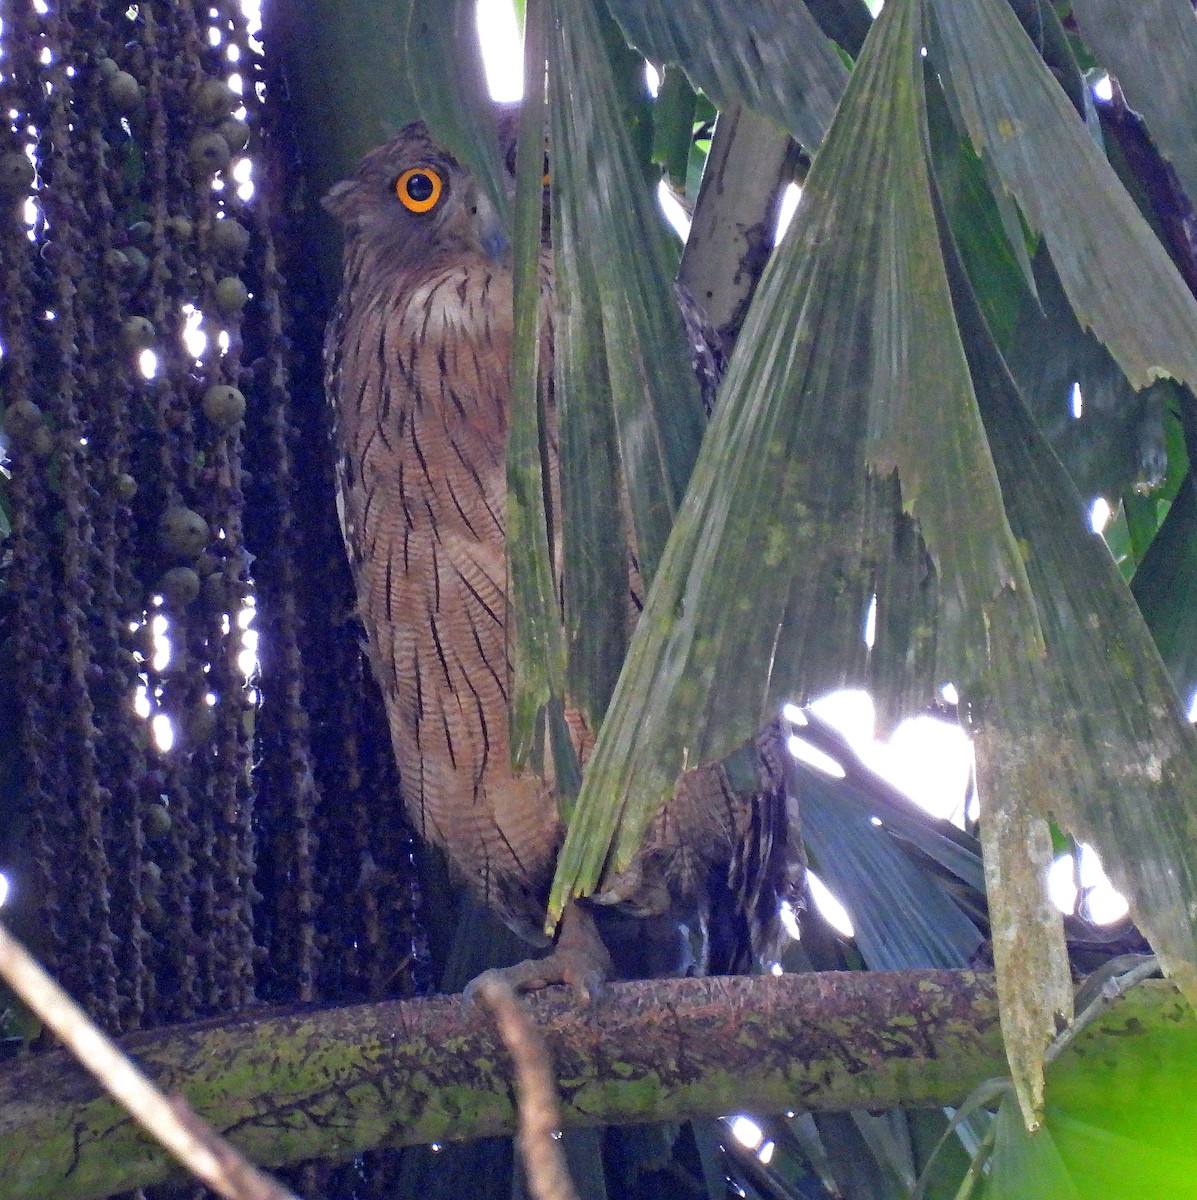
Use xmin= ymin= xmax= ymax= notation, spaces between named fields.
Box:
xmin=551 ymin=0 xmax=1036 ymax=912
xmin=602 ymin=0 xmax=848 ymax=148
xmin=1132 ymin=471 xmax=1197 ymax=703
xmin=1073 ymin=0 xmax=1197 ymax=214
xmin=505 ymin=0 xmax=569 ymax=770
xmin=511 ymin=0 xmax=709 ymax=755
xmin=928 ymin=0 xmax=1197 ymax=390
xmin=547 ymin=0 xmax=706 ymax=592
xmin=953 ymin=242 xmax=1197 ymax=1018
xmin=550 ymin=0 xmax=1197 ymax=1128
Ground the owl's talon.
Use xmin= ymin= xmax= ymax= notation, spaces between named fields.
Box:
xmin=461 ymin=902 xmax=613 ymax=1007
xmin=571 ymin=969 xmax=606 ymax=1009
xmin=460 ymin=968 xmax=507 ymax=1012
xmin=461 ymin=944 xmax=610 ymax=1007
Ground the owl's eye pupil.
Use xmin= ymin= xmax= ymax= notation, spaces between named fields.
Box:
xmin=406 ymin=173 xmax=434 ymax=202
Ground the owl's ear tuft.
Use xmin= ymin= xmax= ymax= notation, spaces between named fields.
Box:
xmin=322 ymin=179 xmax=357 ymax=223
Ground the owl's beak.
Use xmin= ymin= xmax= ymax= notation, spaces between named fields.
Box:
xmin=467 ymin=185 xmax=509 ymax=262
xmin=479 ymin=222 xmax=509 ymax=261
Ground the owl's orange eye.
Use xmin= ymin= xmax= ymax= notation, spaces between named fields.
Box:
xmin=396 ymin=166 xmax=443 ymax=213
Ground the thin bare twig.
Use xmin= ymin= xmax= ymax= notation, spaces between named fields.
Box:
xmin=471 ymin=973 xmax=581 ymax=1200
xmin=0 ymin=920 xmax=299 ymax=1200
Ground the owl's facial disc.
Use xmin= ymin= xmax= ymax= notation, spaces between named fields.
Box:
xmin=324 ymin=124 xmax=511 ymax=264
xmin=389 ymin=160 xmax=507 ymax=261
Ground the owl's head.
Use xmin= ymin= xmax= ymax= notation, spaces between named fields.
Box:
xmin=324 ymin=121 xmax=510 ymax=266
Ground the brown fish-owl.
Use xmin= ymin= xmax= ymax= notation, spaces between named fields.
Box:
xmin=325 ymin=121 xmax=801 ymax=988
xmin=324 ymin=120 xmax=564 ymax=949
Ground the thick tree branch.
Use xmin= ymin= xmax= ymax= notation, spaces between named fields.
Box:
xmin=0 ymin=970 xmax=1023 ymax=1200
xmin=0 ymin=922 xmax=297 ymax=1200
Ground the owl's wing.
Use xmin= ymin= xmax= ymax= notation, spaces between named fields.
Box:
xmin=327 ymin=251 xmax=566 ymax=942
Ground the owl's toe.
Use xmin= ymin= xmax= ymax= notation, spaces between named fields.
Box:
xmin=462 ymin=900 xmax=613 ymax=1007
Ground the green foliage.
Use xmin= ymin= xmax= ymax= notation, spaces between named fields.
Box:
xmin=505 ymin=0 xmax=568 ymax=773
xmin=1132 ymin=468 xmax=1197 ymax=704
xmin=1073 ymin=0 xmax=1197 ymax=210
xmin=650 ymin=67 xmax=698 ymax=189
xmin=1041 ymin=984 xmax=1197 ymax=1198
xmin=553 ymin=0 xmax=1029 ymax=918
xmin=976 ymin=980 xmax=1197 ymax=1200
xmin=541 ymin=0 xmax=1197 ymax=1157
xmin=533 ymin=0 xmax=708 ymax=760
xmin=281 ymin=0 xmax=1197 ymax=1194
xmin=546 ymin=0 xmax=705 ymax=591
xmin=603 ymin=0 xmax=848 ymax=149
xmin=930 ymin=0 xmax=1197 ymax=392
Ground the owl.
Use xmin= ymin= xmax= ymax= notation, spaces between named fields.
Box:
xmin=324 ymin=122 xmax=800 ymax=990
xmin=323 ymin=120 xmax=564 ymax=951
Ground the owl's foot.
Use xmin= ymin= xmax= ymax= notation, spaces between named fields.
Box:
xmin=464 ymin=901 xmax=613 ymax=1007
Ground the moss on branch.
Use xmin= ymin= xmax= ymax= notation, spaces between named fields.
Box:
xmin=0 ymin=970 xmax=1019 ymax=1199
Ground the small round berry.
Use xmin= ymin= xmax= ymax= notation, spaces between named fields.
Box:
xmin=106 ymin=70 xmax=143 ymax=113
xmin=102 ymin=247 xmax=130 ymax=275
xmin=120 ymin=316 xmax=156 ymax=354
xmin=211 ymin=218 xmax=250 ymax=262
xmin=0 ymin=152 xmax=34 ymax=196
xmin=213 ymin=276 xmax=249 ymax=318
xmin=158 ymin=565 xmax=202 ymax=606
xmin=3 ymin=399 xmax=44 ymax=442
xmin=218 ymin=116 xmax=250 ymax=153
xmin=202 ymin=383 xmax=246 ymax=430
xmin=193 ymin=78 xmax=237 ymax=121
xmin=125 ymin=246 xmax=150 ymax=281
xmin=143 ymin=803 xmax=172 ymax=838
xmin=189 ymin=131 xmax=231 ymax=177
xmin=158 ymin=506 xmax=210 ymax=560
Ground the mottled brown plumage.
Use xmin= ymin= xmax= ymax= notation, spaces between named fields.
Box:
xmin=324 ymin=122 xmax=562 ymax=943
xmin=325 ymin=122 xmax=802 ymax=978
